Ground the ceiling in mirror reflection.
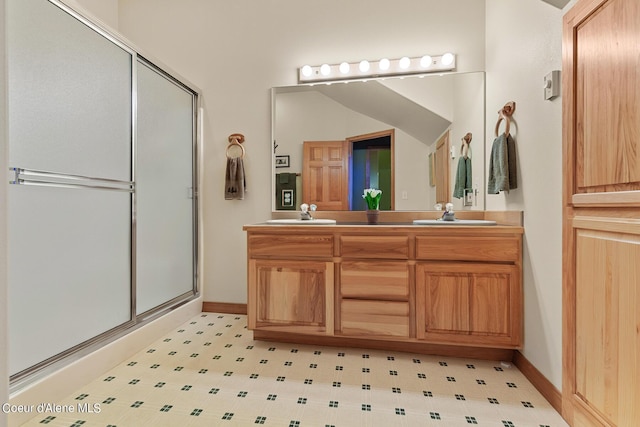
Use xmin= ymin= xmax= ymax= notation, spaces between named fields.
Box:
xmin=272 ymin=72 xmax=485 ymax=212
xmin=312 ymin=81 xmax=451 ymax=145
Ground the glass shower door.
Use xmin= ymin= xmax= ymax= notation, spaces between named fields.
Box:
xmin=7 ymin=0 xmax=134 ymax=377
xmin=135 ymin=59 xmax=197 ymax=316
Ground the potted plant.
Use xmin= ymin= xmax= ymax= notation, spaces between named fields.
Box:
xmin=362 ymin=188 xmax=382 ymax=224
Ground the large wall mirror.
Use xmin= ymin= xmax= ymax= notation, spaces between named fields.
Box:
xmin=271 ymin=71 xmax=485 ymax=212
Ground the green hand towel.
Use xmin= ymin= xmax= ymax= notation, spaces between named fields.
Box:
xmin=488 ymin=133 xmax=517 ymax=194
xmin=453 ymin=156 xmax=472 ymax=199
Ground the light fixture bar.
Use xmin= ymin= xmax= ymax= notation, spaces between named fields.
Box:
xmin=299 ymin=53 xmax=456 ymax=83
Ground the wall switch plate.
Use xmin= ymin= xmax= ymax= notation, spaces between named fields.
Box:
xmin=544 ymin=70 xmax=560 ymax=100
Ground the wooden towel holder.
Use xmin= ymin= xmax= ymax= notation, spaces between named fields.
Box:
xmin=226 ymin=133 xmax=245 ymax=159
xmin=494 ymin=101 xmax=516 ymax=137
xmin=460 ymin=132 xmax=472 ymax=158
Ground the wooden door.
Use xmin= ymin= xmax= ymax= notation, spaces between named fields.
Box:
xmin=563 ymin=0 xmax=640 ymax=425
xmin=434 ymin=131 xmax=450 ymax=205
xmin=302 ymin=141 xmax=349 ymax=210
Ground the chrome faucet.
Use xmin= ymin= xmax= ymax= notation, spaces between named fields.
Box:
xmin=442 ymin=202 xmax=456 ymax=221
xmin=300 ymin=203 xmax=317 ymax=220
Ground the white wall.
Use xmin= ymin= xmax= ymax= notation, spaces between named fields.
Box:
xmin=485 ymin=0 xmax=564 ymax=389
xmin=63 ymin=0 xmax=118 ymax=28
xmin=1 ymin=0 xmax=9 ymax=423
xmin=116 ymin=0 xmax=486 ymax=305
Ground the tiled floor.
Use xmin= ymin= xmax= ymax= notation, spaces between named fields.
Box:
xmin=21 ymin=313 xmax=568 ymax=426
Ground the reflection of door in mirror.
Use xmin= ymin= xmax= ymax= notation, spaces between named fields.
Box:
xmin=435 ymin=130 xmax=450 ymax=205
xmin=302 ymin=141 xmax=349 ymax=210
xmin=347 ymin=129 xmax=394 ymax=210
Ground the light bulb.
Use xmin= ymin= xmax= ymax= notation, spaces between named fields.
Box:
xmin=359 ymin=60 xmax=370 ymax=72
xmin=379 ymin=58 xmax=390 ymax=71
xmin=301 ymin=65 xmax=313 ymax=77
xmin=420 ymin=55 xmax=432 ymax=68
xmin=339 ymin=62 xmax=350 ymax=74
xmin=399 ymin=56 xmax=411 ymax=69
xmin=320 ymin=63 xmax=331 ymax=76
xmin=441 ymin=53 xmax=454 ymax=66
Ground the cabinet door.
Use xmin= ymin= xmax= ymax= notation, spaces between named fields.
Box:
xmin=563 ymin=0 xmax=640 ymax=425
xmin=248 ymin=259 xmax=333 ymax=334
xmin=416 ymin=263 xmax=521 ymax=347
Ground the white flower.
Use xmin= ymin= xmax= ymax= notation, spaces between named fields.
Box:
xmin=362 ymin=188 xmax=381 ymax=198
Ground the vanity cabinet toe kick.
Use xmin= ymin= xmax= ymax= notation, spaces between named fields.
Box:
xmin=243 ymin=225 xmax=523 ymax=360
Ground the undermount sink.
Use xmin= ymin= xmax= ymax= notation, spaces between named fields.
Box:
xmin=266 ymin=218 xmax=337 ymax=225
xmin=413 ymin=219 xmax=497 ymax=226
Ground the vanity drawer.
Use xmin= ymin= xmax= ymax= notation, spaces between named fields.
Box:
xmin=340 ymin=235 xmax=409 ymax=259
xmin=415 ymin=236 xmax=520 ymax=262
xmin=340 ymin=261 xmax=409 ymax=300
xmin=340 ymin=299 xmax=410 ymax=337
xmin=248 ymin=234 xmax=333 ymax=258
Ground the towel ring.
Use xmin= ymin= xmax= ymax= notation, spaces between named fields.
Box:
xmin=495 ymin=102 xmax=516 ymax=137
xmin=495 ymin=116 xmax=511 ymax=137
xmin=226 ymin=133 xmax=245 ymax=159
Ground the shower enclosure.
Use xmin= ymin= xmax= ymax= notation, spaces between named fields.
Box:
xmin=7 ymin=0 xmax=199 ymax=385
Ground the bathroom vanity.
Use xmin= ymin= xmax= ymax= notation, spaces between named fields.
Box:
xmin=243 ymin=213 xmax=523 ymax=360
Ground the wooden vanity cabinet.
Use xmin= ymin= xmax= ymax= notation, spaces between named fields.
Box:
xmin=244 ymin=223 xmax=523 ymax=356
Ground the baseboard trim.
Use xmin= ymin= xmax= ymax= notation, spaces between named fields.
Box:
xmin=513 ymin=351 xmax=562 ymax=414
xmin=254 ymin=330 xmax=515 ymax=361
xmin=202 ymin=301 xmax=247 ymax=315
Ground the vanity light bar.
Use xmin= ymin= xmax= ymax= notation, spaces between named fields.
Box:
xmin=298 ymin=53 xmax=456 ymax=83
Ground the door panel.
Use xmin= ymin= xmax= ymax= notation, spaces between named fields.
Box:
xmin=423 ymin=273 xmax=470 ymax=334
xmin=8 ymin=0 xmax=132 ymax=180
xmin=135 ymin=60 xmax=196 ymax=315
xmin=575 ymin=0 xmax=640 ymax=191
xmin=575 ymin=228 xmax=640 ymax=426
xmin=469 ymin=274 xmax=511 ymax=336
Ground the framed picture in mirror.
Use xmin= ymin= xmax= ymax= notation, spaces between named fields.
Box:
xmin=275 ymin=155 xmax=290 ymax=168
